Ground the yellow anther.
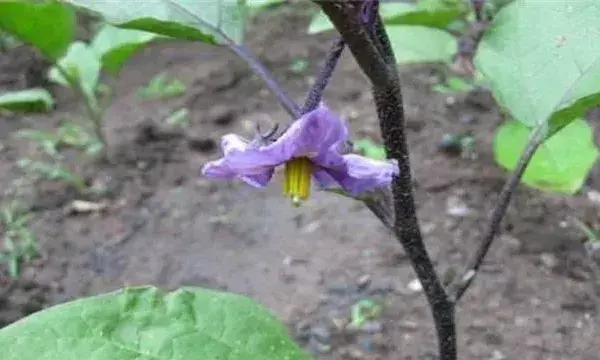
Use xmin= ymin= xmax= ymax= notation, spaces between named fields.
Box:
xmin=283 ymin=157 xmax=313 ymax=207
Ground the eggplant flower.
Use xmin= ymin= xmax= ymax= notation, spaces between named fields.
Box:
xmin=202 ymin=104 xmax=398 ymax=205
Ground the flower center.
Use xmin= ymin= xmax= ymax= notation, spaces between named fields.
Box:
xmin=283 ymin=157 xmax=313 ymax=206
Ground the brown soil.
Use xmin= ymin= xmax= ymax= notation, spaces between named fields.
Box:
xmin=1 ymin=5 xmax=600 ymax=360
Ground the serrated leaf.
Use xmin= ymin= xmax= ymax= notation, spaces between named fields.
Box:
xmin=48 ymin=41 xmax=101 ymax=99
xmin=64 ymin=0 xmax=247 ymax=45
xmin=0 ymin=88 xmax=54 ymax=112
xmin=475 ymin=0 xmax=600 ymax=133
xmin=0 ymin=1 xmax=75 ymax=60
xmin=0 ymin=286 xmax=310 ymax=360
xmin=387 ymin=25 xmax=457 ymax=64
xmin=494 ymin=118 xmax=598 ymax=194
xmin=90 ymin=24 xmax=161 ymax=75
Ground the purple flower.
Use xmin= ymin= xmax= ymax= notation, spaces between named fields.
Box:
xmin=202 ymin=103 xmax=398 ymax=204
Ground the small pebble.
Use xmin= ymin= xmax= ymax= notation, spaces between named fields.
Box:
xmin=539 ymin=253 xmax=559 ymax=269
xmin=406 ymin=278 xmax=423 ymax=293
xmin=356 ymin=274 xmax=371 ymax=291
xmin=446 ymin=195 xmax=471 ymax=217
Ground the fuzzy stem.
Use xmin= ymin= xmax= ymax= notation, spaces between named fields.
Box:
xmin=316 ymin=2 xmax=457 ymax=359
xmin=301 ymin=37 xmax=345 ymax=114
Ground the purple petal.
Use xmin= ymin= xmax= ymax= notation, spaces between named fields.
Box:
xmin=261 ymin=103 xmax=348 ymax=160
xmin=332 ymin=154 xmax=398 ymax=195
xmin=240 ymin=168 xmax=275 ymax=188
xmin=202 ymin=133 xmax=284 ymax=184
xmin=202 ymin=156 xmax=274 ymax=188
xmin=313 ymin=168 xmax=340 ymax=189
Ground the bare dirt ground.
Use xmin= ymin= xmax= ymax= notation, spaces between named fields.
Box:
xmin=2 ymin=5 xmax=600 ymax=360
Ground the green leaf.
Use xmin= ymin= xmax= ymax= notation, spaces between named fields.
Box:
xmin=245 ymin=0 xmax=285 ymax=10
xmin=0 ymin=286 xmax=310 ymax=360
xmin=164 ymin=107 xmax=190 ymax=128
xmin=0 ymin=88 xmax=54 ymax=112
xmin=64 ymin=0 xmax=247 ymax=44
xmin=493 ymin=118 xmax=598 ymax=194
xmin=385 ymin=0 xmax=469 ymax=28
xmin=433 ymin=76 xmax=474 ymax=94
xmin=475 ymin=0 xmax=600 ymax=133
xmin=48 ymin=41 xmax=101 ymax=99
xmin=137 ymin=72 xmax=187 ymax=99
xmin=307 ymin=1 xmax=467 ymax=34
xmin=14 ymin=129 xmax=61 ymax=157
xmin=0 ymin=1 xmax=75 ymax=60
xmin=354 ymin=139 xmax=387 ymax=160
xmin=90 ymin=24 xmax=161 ymax=75
xmin=387 ymin=25 xmax=457 ymax=64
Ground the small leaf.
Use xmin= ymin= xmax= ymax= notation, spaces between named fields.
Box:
xmin=14 ymin=129 xmax=61 ymax=157
xmin=64 ymin=0 xmax=247 ymax=44
xmin=0 ymin=89 xmax=54 ymax=112
xmin=433 ymin=76 xmax=474 ymax=94
xmin=354 ymin=139 xmax=387 ymax=160
xmin=90 ymin=24 xmax=161 ymax=75
xmin=138 ymin=72 xmax=186 ymax=99
xmin=307 ymin=10 xmax=332 ymax=35
xmin=164 ymin=107 xmax=190 ymax=127
xmin=475 ymin=0 xmax=600 ymax=133
xmin=387 ymin=25 xmax=457 ymax=64
xmin=0 ymin=1 xmax=75 ymax=60
xmin=0 ymin=286 xmax=310 ymax=360
xmin=48 ymin=41 xmax=101 ymax=99
xmin=493 ymin=118 xmax=598 ymax=194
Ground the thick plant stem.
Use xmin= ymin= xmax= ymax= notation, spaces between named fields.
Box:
xmin=374 ymin=84 xmax=456 ymax=360
xmin=316 ymin=2 xmax=457 ymax=359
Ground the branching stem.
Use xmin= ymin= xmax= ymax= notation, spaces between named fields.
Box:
xmin=450 ymin=123 xmax=546 ymax=301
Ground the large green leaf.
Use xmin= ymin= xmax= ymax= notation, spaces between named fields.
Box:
xmin=307 ymin=1 xmax=465 ymax=34
xmin=387 ymin=25 xmax=457 ymax=64
xmin=91 ymin=24 xmax=161 ymax=75
xmin=494 ymin=118 xmax=598 ymax=194
xmin=0 ymin=1 xmax=75 ymax=60
xmin=48 ymin=41 xmax=101 ymax=99
xmin=476 ymin=0 xmax=600 ymax=133
xmin=0 ymin=88 xmax=54 ymax=112
xmin=0 ymin=286 xmax=310 ymax=360
xmin=64 ymin=0 xmax=247 ymax=44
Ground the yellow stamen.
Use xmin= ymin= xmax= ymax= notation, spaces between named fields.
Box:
xmin=283 ymin=157 xmax=313 ymax=207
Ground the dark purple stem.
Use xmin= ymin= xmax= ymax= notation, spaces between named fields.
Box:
xmin=316 ymin=2 xmax=456 ymax=359
xmin=471 ymin=0 xmax=485 ymax=22
xmin=169 ymin=0 xmax=302 ymax=118
xmin=231 ymin=44 xmax=301 ymax=118
xmin=301 ymin=37 xmax=345 ymax=114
